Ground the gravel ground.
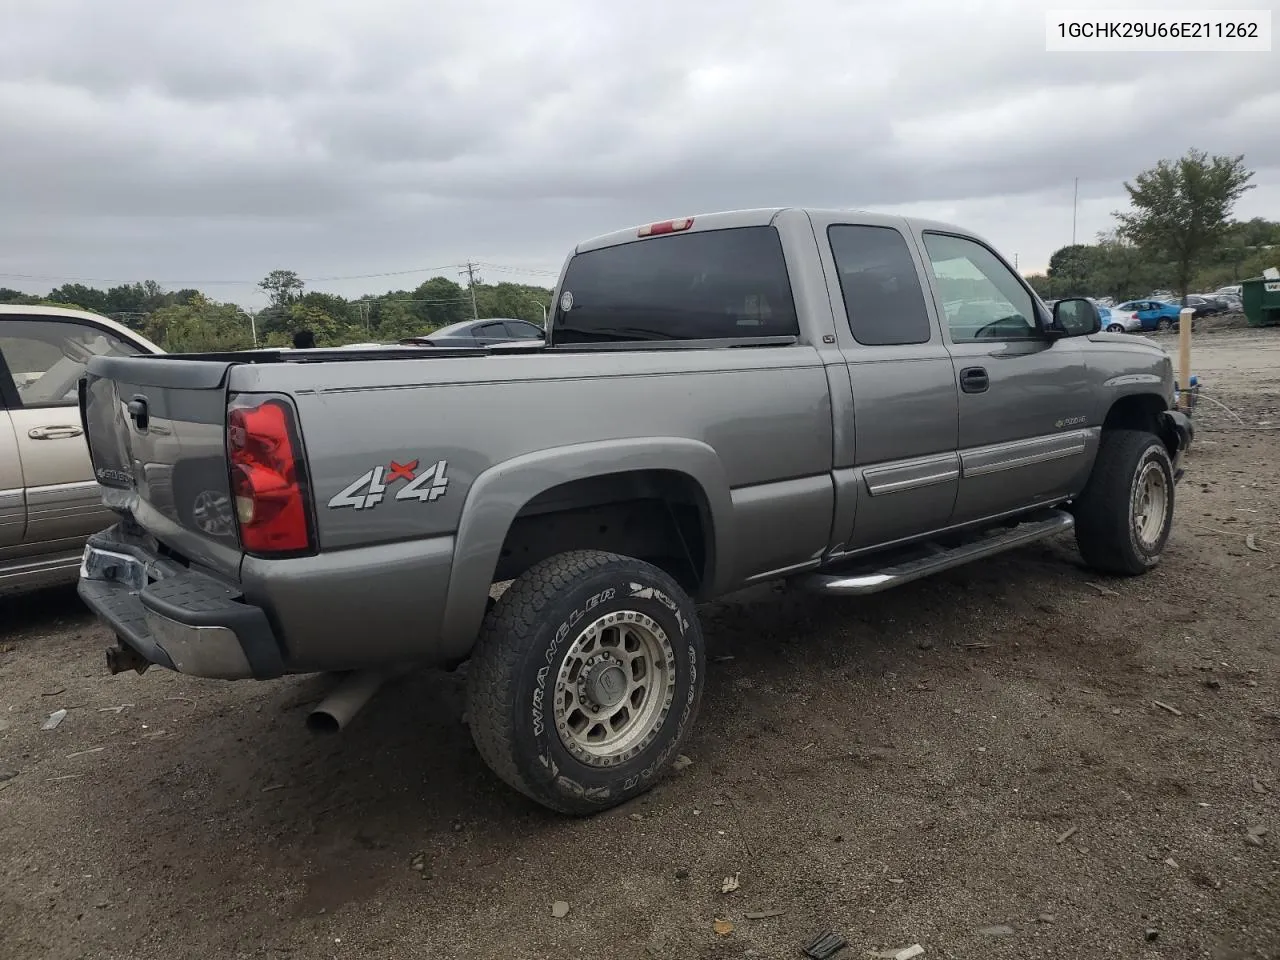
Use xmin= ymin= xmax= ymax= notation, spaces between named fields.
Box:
xmin=1 ymin=329 xmax=1278 ymax=960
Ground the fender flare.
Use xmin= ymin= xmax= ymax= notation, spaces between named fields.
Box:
xmin=438 ymin=437 xmax=734 ymax=653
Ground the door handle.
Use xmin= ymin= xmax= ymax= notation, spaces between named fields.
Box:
xmin=28 ymin=425 xmax=84 ymax=440
xmin=959 ymin=367 xmax=989 ymax=394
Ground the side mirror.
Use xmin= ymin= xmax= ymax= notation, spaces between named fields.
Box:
xmin=1050 ymin=298 xmax=1100 ymax=337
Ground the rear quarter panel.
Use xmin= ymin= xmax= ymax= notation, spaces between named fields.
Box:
xmin=230 ymin=347 xmax=832 ymax=553
xmin=229 ymin=347 xmax=836 ymax=666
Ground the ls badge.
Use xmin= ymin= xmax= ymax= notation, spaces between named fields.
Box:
xmin=328 ymin=458 xmax=449 ymax=511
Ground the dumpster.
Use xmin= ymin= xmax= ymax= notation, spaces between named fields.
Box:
xmin=1240 ymin=274 xmax=1280 ymax=327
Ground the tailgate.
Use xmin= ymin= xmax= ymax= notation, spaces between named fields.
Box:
xmin=81 ymin=355 xmax=243 ymax=578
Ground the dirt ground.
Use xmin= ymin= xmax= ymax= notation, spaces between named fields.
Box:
xmin=2 ymin=328 xmax=1278 ymax=960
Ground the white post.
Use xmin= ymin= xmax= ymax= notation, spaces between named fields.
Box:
xmin=237 ymin=309 xmax=259 ymax=348
xmin=530 ymin=299 xmax=548 ymax=324
xmin=1178 ymin=307 xmax=1194 ymax=411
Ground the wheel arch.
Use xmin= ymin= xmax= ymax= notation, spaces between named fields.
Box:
xmin=1101 ymin=392 xmax=1186 ymax=462
xmin=1102 ymin=392 xmax=1166 ymax=435
xmin=439 ymin=438 xmax=733 ymax=653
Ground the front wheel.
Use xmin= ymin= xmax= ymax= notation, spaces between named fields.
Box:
xmin=466 ymin=550 xmax=705 ymax=814
xmin=1073 ymin=430 xmax=1175 ymax=575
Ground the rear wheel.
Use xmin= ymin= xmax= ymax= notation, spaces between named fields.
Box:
xmin=1156 ymin=318 xmax=1172 ymax=332
xmin=1073 ymin=430 xmax=1174 ymax=575
xmin=1106 ymin=323 xmax=1124 ymax=333
xmin=467 ymin=550 xmax=705 ymax=814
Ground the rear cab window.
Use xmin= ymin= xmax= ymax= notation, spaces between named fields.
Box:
xmin=552 ymin=226 xmax=799 ymax=343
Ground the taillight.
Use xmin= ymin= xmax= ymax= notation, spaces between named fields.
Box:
xmin=227 ymin=398 xmax=313 ymax=555
xmin=638 ymin=217 xmax=694 ymax=237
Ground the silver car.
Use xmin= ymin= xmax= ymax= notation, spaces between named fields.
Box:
xmin=1102 ymin=305 xmax=1143 ymax=333
xmin=1 ymin=305 xmax=162 ymax=595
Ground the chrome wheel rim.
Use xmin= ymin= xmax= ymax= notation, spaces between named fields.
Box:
xmin=553 ymin=610 xmax=677 ymax=767
xmin=1132 ymin=461 xmax=1168 ymax=548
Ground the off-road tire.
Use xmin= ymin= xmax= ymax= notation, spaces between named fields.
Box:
xmin=467 ymin=550 xmax=705 ymax=815
xmin=1073 ymin=429 xmax=1174 ymax=576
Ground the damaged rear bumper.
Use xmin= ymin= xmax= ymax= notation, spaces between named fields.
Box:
xmin=77 ymin=526 xmax=284 ymax=680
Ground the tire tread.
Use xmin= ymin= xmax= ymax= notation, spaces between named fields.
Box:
xmin=1074 ymin=429 xmax=1172 ymax=576
xmin=467 ymin=549 xmax=694 ymax=814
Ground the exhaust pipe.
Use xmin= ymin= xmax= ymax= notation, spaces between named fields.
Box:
xmin=306 ymin=670 xmax=389 ymax=734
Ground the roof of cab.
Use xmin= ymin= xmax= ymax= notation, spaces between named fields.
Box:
xmin=573 ymin=207 xmax=977 ymax=255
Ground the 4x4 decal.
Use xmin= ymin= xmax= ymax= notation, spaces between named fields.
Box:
xmin=327 ymin=458 xmax=449 ymax=511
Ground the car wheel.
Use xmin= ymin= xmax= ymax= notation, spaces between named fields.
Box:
xmin=1156 ymin=318 xmax=1172 ymax=332
xmin=1107 ymin=323 xmax=1124 ymax=333
xmin=467 ymin=550 xmax=705 ymax=814
xmin=1072 ymin=430 xmax=1175 ymax=576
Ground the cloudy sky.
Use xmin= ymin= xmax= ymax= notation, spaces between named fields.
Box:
xmin=2 ymin=0 xmax=1276 ymax=305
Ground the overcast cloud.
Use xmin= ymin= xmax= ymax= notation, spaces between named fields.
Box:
xmin=2 ymin=0 xmax=1276 ymax=304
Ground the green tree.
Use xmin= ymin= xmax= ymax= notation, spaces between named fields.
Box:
xmin=1024 ymin=273 xmax=1051 ymax=298
xmin=1090 ymin=231 xmax=1162 ymax=302
xmin=371 ymin=299 xmax=425 ymax=340
xmin=1045 ymin=245 xmax=1100 ymax=298
xmin=410 ymin=277 xmax=469 ymax=327
xmin=47 ymin=283 xmax=109 ymax=313
xmin=1114 ymin=149 xmax=1254 ymax=305
xmin=143 ymin=295 xmax=255 ymax=352
xmin=0 ymin=288 xmax=41 ymax=305
xmin=285 ymin=302 xmax=356 ymax=346
xmin=258 ymin=269 xmax=305 ymax=309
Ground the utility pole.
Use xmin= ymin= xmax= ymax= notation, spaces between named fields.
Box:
xmin=1072 ymin=177 xmax=1079 ymax=246
xmin=459 ymin=261 xmax=481 ymax=320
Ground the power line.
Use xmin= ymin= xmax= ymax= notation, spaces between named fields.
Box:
xmin=0 ymin=260 xmax=561 ymax=287
xmin=0 ymin=263 xmax=470 ymax=287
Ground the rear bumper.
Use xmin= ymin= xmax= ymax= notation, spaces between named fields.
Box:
xmin=77 ymin=526 xmax=285 ymax=680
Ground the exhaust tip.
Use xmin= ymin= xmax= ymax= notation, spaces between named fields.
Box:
xmin=305 ymin=709 xmax=342 ymax=735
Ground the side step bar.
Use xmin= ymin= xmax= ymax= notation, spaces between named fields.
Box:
xmin=799 ymin=509 xmax=1075 ymax=596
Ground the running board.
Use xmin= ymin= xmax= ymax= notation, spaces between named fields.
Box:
xmin=800 ymin=509 xmax=1075 ymax=596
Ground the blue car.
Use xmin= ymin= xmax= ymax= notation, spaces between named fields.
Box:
xmin=1115 ymin=300 xmax=1183 ymax=332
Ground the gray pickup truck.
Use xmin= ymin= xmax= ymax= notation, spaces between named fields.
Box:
xmin=77 ymin=208 xmax=1192 ymax=814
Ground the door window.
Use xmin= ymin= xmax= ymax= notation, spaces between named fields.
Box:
xmin=921 ymin=233 xmax=1039 ymax=343
xmin=0 ymin=318 xmax=142 ymax=408
xmin=502 ymin=321 xmax=543 ymax=339
xmin=827 ymin=225 xmax=933 ymax=346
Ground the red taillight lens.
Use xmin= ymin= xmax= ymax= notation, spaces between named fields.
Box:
xmin=227 ymin=399 xmax=312 ymax=555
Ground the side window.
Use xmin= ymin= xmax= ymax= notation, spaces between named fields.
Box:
xmin=921 ymin=233 xmax=1038 ymax=343
xmin=827 ymin=225 xmax=932 ymax=346
xmin=474 ymin=323 xmax=504 ymax=340
xmin=0 ymin=318 xmax=142 ymax=408
xmin=503 ymin=321 xmax=543 ymax=339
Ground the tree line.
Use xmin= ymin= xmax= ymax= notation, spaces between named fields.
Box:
xmin=0 ymin=271 xmax=553 ymax=353
xmin=1027 ymin=150 xmax=1274 ymax=303
xmin=2 ymin=150 xmax=1272 ymax=350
